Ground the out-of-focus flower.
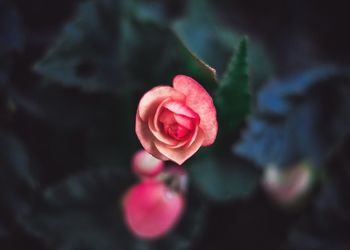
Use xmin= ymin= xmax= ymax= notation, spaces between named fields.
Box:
xmin=262 ymin=162 xmax=314 ymax=206
xmin=123 ymin=180 xmax=185 ymax=240
xmin=132 ymin=150 xmax=164 ymax=178
xmin=135 ymin=75 xmax=218 ymax=165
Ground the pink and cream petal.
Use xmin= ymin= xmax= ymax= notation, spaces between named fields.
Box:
xmin=173 ymin=114 xmax=196 ymax=130
xmin=173 ymin=75 xmax=217 ymax=146
xmin=148 ymin=118 xmax=178 ymax=146
xmin=185 ymin=126 xmax=200 ymax=149
xmin=135 ymin=113 xmax=169 ymax=161
xmin=162 ymin=101 xmax=199 ymax=119
xmin=138 ymin=86 xmax=185 ymax=121
xmin=154 ymin=130 xmax=205 ymax=165
xmin=153 ymin=98 xmax=171 ymax=132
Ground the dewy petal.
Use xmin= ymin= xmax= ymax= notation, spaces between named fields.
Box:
xmin=173 ymin=75 xmax=218 ymax=146
xmin=135 ymin=112 xmax=169 ymax=161
xmin=138 ymin=86 xmax=185 ymax=121
xmin=154 ymin=129 xmax=205 ymax=165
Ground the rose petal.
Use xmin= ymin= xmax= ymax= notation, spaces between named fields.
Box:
xmin=154 ymin=129 xmax=205 ymax=165
xmin=173 ymin=114 xmax=196 ymax=130
xmin=153 ymin=98 xmax=171 ymax=132
xmin=158 ymin=108 xmax=176 ymax=125
xmin=185 ymin=125 xmax=199 ymax=148
xmin=138 ymin=86 xmax=185 ymax=121
xmin=148 ymin=118 xmax=178 ymax=146
xmin=166 ymin=139 xmax=190 ymax=149
xmin=162 ymin=101 xmax=199 ymax=119
xmin=173 ymin=75 xmax=217 ymax=146
xmin=135 ymin=113 xmax=169 ymax=161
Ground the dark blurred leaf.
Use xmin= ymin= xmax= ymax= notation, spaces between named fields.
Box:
xmin=0 ymin=1 xmax=23 ymax=54
xmin=216 ymin=37 xmax=251 ymax=131
xmin=33 ymin=0 xmax=219 ymax=95
xmin=0 ymin=132 xmax=37 ymax=223
xmin=285 ymin=137 xmax=350 ymax=249
xmin=0 ymin=1 xmax=23 ymax=88
xmin=173 ymin=0 xmax=273 ymax=84
xmin=12 ymin=85 xmax=139 ymax=171
xmin=285 ymin=181 xmax=350 ymax=250
xmin=175 ymin=35 xmax=218 ymax=93
xmin=119 ymin=19 xmax=218 ymax=94
xmin=33 ymin=0 xmax=123 ymax=93
xmin=12 ymin=86 xmax=114 ymax=128
xmin=172 ymin=0 xmax=235 ymax=77
xmin=235 ymin=66 xmax=350 ymax=168
xmin=20 ymin=167 xmax=207 ymax=250
xmin=189 ymin=156 xmax=260 ymax=202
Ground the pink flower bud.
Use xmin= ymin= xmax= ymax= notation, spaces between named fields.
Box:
xmin=122 ymin=180 xmax=185 ymax=239
xmin=262 ymin=162 xmax=313 ymax=206
xmin=132 ymin=150 xmax=164 ymax=178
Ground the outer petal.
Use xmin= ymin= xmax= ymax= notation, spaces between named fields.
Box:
xmin=154 ymin=129 xmax=205 ymax=165
xmin=138 ymin=86 xmax=185 ymax=121
xmin=135 ymin=112 xmax=169 ymax=161
xmin=173 ymin=75 xmax=217 ymax=146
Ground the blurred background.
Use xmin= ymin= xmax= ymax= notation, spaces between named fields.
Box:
xmin=1 ymin=0 xmax=350 ymax=249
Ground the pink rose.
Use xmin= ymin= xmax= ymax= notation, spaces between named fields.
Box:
xmin=135 ymin=75 xmax=218 ymax=165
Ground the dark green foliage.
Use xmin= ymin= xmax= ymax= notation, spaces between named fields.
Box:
xmin=0 ymin=132 xmax=37 ymax=217
xmin=173 ymin=0 xmax=236 ymax=77
xmin=174 ymin=0 xmax=273 ymax=87
xmin=0 ymin=1 xmax=23 ymax=89
xmin=189 ymin=156 xmax=260 ymax=202
xmin=34 ymin=0 xmax=218 ymax=94
xmin=33 ymin=0 xmax=124 ymax=92
xmin=1 ymin=0 xmax=349 ymax=250
xmin=216 ymin=37 xmax=251 ymax=131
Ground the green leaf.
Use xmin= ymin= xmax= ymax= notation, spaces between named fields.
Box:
xmin=33 ymin=1 xmax=122 ymax=93
xmin=172 ymin=0 xmax=237 ymax=77
xmin=34 ymin=0 xmax=219 ymax=95
xmin=175 ymin=34 xmax=218 ymax=94
xmin=189 ymin=156 xmax=260 ymax=202
xmin=215 ymin=37 xmax=251 ymax=131
xmin=0 ymin=132 xmax=37 ymax=219
xmin=173 ymin=0 xmax=273 ymax=87
xmin=19 ymin=167 xmax=207 ymax=250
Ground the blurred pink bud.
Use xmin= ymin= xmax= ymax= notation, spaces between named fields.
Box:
xmin=132 ymin=150 xmax=164 ymax=178
xmin=123 ymin=180 xmax=185 ymax=239
xmin=262 ymin=162 xmax=313 ymax=206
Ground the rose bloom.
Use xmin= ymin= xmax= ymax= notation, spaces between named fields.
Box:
xmin=135 ymin=75 xmax=218 ymax=165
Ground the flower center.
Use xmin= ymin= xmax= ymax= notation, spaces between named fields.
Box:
xmin=163 ymin=123 xmax=190 ymax=140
